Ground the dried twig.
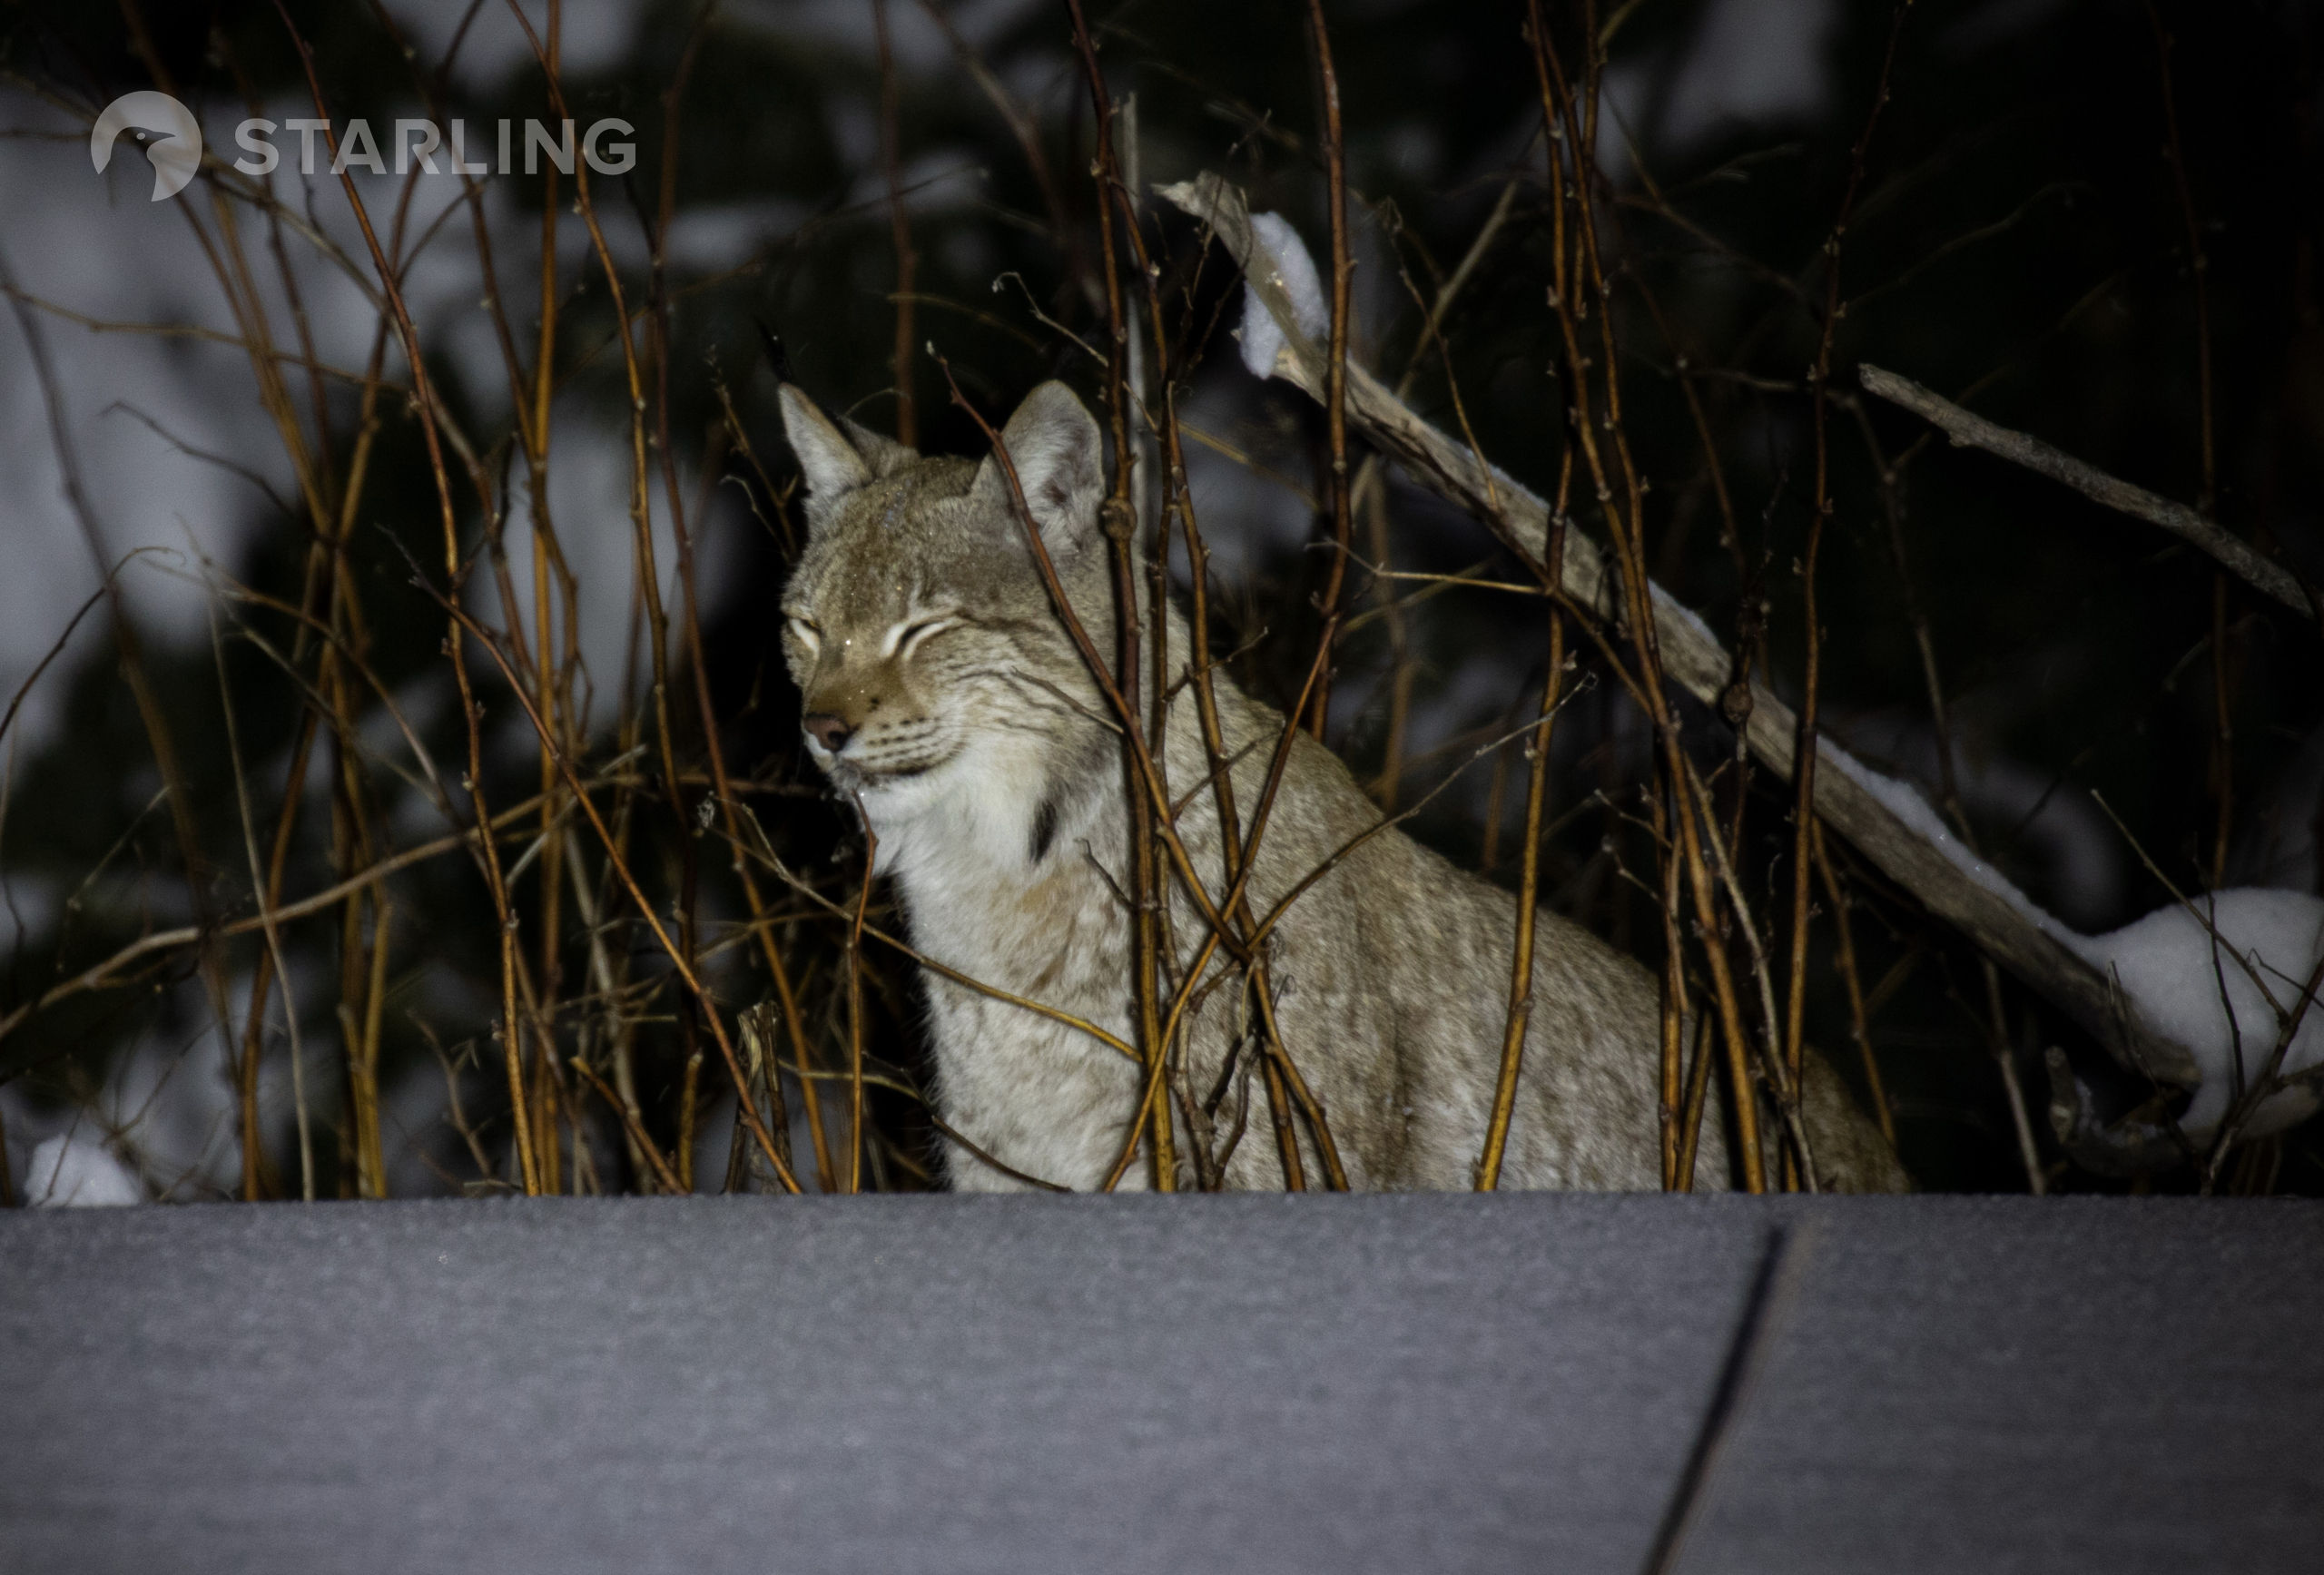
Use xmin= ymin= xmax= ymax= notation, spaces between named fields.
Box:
xmin=873 ymin=0 xmax=919 ymax=445
xmin=1785 ymin=2 xmax=1911 ymax=1187
xmin=1062 ymin=1 xmax=1177 ymax=1187
xmin=275 ymin=0 xmax=542 ymax=1192
xmin=1300 ymin=0 xmax=1356 ymax=739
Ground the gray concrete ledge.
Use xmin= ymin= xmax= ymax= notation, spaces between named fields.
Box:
xmin=3 ymin=1195 xmax=2319 ymax=1574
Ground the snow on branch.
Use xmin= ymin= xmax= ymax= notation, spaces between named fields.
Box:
xmin=1236 ymin=212 xmax=1330 ymax=380
xmin=2079 ymin=891 xmax=2324 ymax=1140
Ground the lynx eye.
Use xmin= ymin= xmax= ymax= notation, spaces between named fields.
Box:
xmin=888 ymin=615 xmax=957 ymax=657
xmin=783 ymin=615 xmax=821 ymax=653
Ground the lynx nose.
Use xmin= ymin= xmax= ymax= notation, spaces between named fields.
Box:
xmin=803 ymin=713 xmax=855 ymax=754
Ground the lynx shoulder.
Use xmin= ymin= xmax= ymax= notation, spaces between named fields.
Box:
xmin=776 ymin=379 xmax=1905 ymax=1195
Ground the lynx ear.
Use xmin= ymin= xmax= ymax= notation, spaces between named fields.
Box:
xmin=971 ymin=381 xmax=1104 ymax=557
xmin=778 ymin=386 xmax=918 ymax=532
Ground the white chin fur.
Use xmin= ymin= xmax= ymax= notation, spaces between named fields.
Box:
xmin=852 ymin=766 xmax=950 ymax=875
xmin=852 ymin=735 xmax=1039 ymax=885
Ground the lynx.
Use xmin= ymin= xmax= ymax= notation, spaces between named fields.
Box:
xmin=776 ymin=379 xmax=1905 ymax=1194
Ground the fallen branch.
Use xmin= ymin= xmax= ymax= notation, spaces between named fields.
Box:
xmin=1160 ymin=171 xmax=2202 ymax=1088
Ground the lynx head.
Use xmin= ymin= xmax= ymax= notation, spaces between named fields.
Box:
xmin=776 ymin=381 xmax=1114 ymax=831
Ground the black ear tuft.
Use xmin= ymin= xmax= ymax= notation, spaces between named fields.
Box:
xmin=756 ymin=320 xmax=793 ymax=385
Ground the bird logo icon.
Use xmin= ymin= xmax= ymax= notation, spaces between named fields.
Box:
xmin=90 ymin=92 xmax=202 ymax=202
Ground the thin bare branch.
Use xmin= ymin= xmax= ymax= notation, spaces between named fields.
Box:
xmin=1859 ymin=363 xmax=2311 ymax=619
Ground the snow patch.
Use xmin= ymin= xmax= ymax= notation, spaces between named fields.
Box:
xmin=25 ymin=1131 xmax=145 ymax=1207
xmin=1236 ymin=212 xmax=1329 ymax=379
xmin=1803 ymin=746 xmax=2323 ymax=1144
xmin=2073 ymin=891 xmax=2324 ymax=1140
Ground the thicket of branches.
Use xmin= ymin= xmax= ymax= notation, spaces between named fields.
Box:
xmin=2 ymin=0 xmax=2319 ymax=1201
